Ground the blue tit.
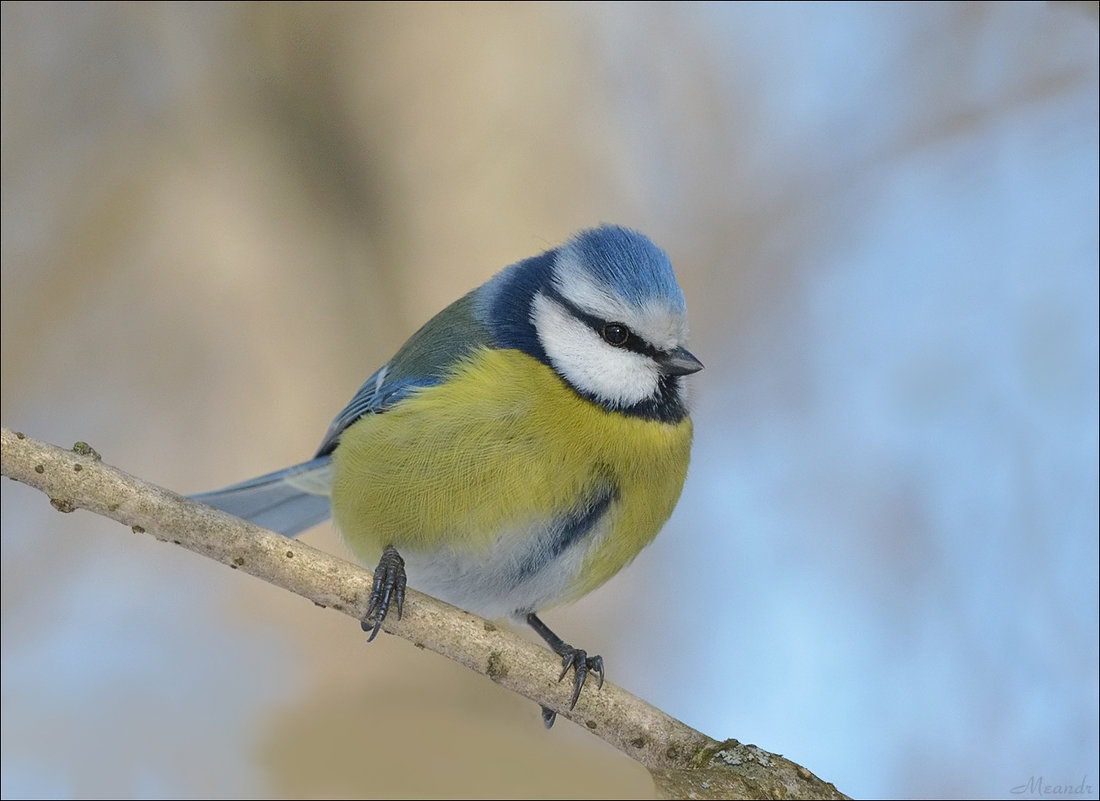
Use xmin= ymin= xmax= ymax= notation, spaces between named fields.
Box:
xmin=191 ymin=224 xmax=702 ymax=726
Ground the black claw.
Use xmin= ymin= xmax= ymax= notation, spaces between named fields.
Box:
xmin=541 ymin=706 xmax=557 ymax=728
xmin=559 ymin=648 xmax=604 ymax=709
xmin=361 ymin=546 xmax=406 ymax=642
xmin=590 ymin=654 xmax=605 ymax=690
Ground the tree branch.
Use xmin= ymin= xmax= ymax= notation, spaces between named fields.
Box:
xmin=1 ymin=426 xmax=848 ymax=800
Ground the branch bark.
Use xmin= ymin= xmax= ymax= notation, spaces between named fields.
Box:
xmin=1 ymin=426 xmax=848 ymax=800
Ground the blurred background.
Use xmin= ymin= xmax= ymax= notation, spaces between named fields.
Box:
xmin=2 ymin=2 xmax=1097 ymax=798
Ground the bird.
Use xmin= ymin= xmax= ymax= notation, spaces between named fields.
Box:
xmin=190 ymin=224 xmax=702 ymax=727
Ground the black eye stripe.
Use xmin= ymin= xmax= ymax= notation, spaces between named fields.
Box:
xmin=542 ymin=287 xmax=661 ymax=360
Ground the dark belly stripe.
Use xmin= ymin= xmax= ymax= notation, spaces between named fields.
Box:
xmin=511 ymin=485 xmax=617 ymax=586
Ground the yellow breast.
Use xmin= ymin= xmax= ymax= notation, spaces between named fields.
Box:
xmin=330 ymin=346 xmax=693 ymax=612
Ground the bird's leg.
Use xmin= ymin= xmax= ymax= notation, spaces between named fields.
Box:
xmin=525 ymin=612 xmax=605 ymax=728
xmin=361 ymin=546 xmax=406 ymax=642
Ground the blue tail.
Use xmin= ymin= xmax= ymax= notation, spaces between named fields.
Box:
xmin=189 ymin=456 xmax=333 ymax=537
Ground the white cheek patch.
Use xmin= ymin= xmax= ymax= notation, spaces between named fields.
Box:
xmin=531 ymin=292 xmax=660 ymax=407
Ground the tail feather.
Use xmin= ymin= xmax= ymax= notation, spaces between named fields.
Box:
xmin=190 ymin=457 xmax=333 ymax=537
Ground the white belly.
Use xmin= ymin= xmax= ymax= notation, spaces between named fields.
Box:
xmin=400 ymin=512 xmax=614 ymax=620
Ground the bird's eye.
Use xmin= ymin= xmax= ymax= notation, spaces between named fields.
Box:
xmin=601 ymin=322 xmax=630 ymax=346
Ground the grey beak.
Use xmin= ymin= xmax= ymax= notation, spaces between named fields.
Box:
xmin=661 ymin=346 xmax=704 ymax=376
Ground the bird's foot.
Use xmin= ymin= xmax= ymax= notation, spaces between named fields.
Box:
xmin=361 ymin=546 xmax=406 ymax=642
xmin=526 ymin=613 xmax=604 ymax=728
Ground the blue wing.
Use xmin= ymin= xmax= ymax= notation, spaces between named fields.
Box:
xmin=313 ymin=290 xmax=492 ymax=456
xmin=191 ymin=290 xmax=495 ymax=536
